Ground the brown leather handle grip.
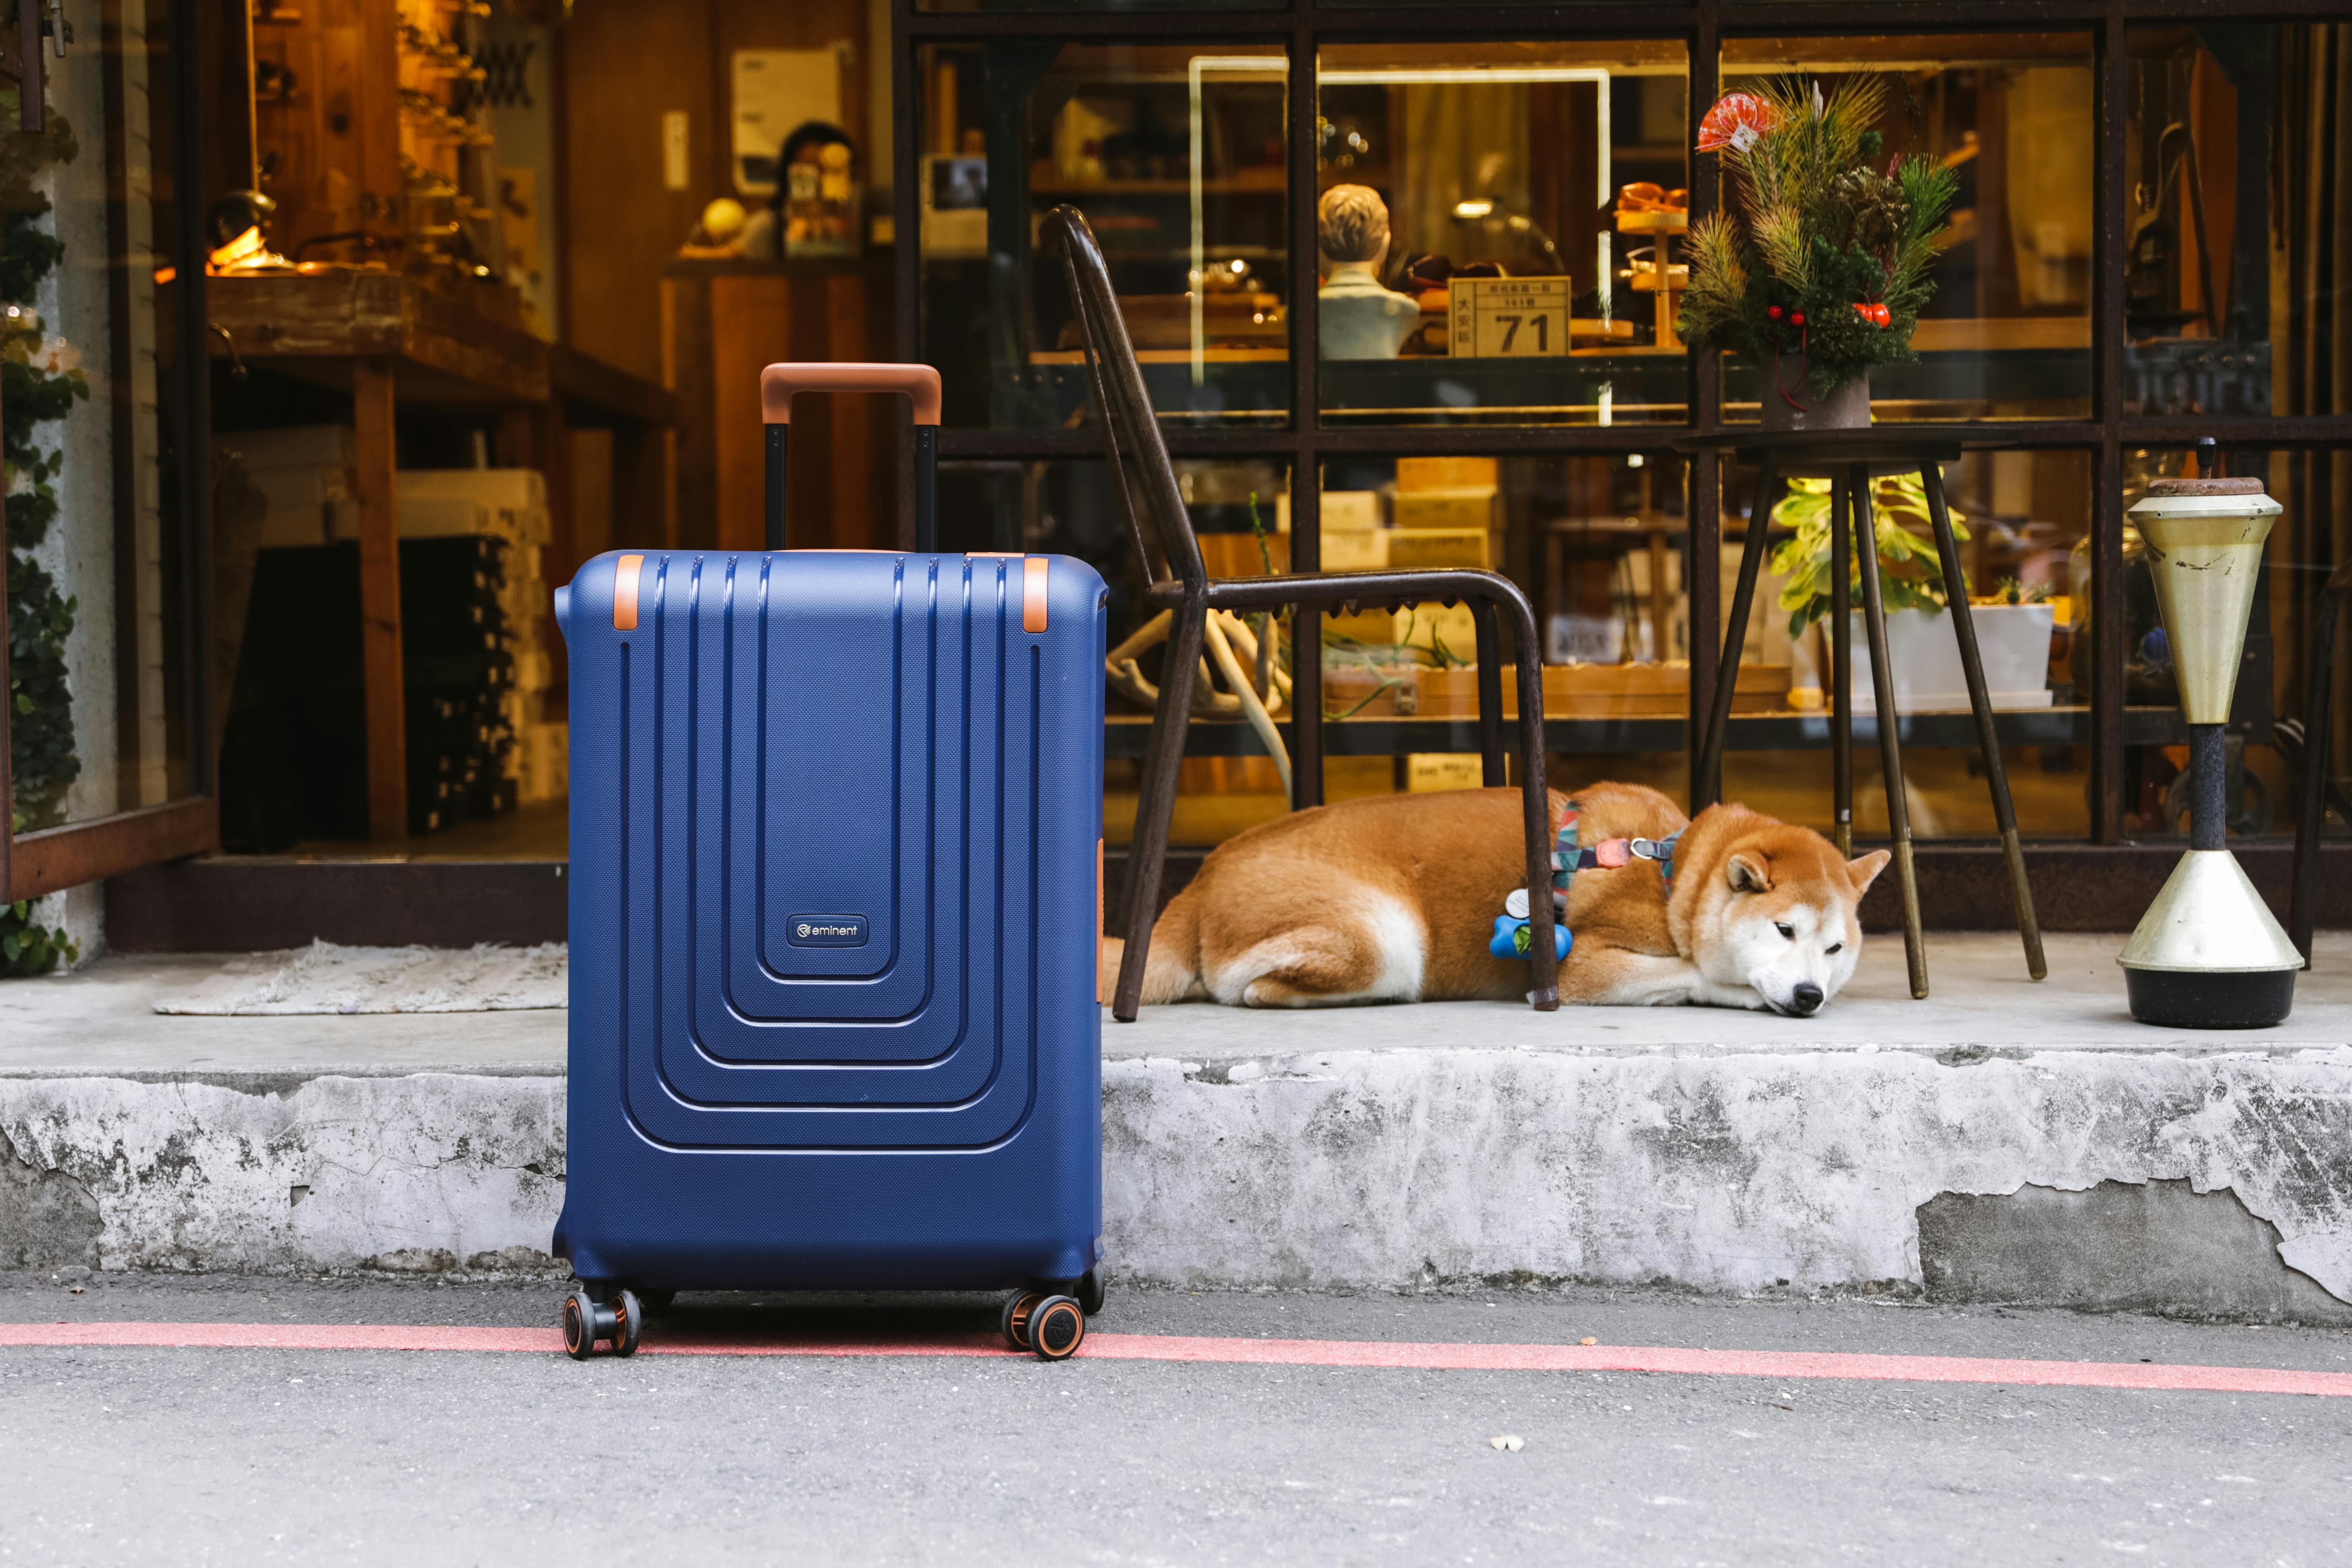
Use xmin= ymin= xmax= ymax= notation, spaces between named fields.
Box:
xmin=761 ymin=362 xmax=942 ymax=426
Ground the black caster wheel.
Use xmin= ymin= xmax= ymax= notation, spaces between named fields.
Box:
xmin=1001 ymin=1291 xmax=1046 ymax=1352
xmin=1077 ymin=1267 xmax=1106 ymax=1317
xmin=1029 ymin=1295 xmax=1086 ymax=1362
xmin=636 ymin=1289 xmax=677 ymax=1317
xmin=562 ymin=1290 xmax=599 ymax=1360
xmin=611 ymin=1289 xmax=644 ymax=1357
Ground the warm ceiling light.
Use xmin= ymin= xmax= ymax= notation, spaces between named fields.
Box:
xmin=1452 ymin=199 xmax=1494 ymax=220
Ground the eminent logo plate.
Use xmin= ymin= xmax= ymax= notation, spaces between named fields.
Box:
xmin=786 ymin=913 xmax=869 ymax=948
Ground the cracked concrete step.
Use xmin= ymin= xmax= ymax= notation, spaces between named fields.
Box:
xmin=3 ymin=937 xmax=2349 ymax=1322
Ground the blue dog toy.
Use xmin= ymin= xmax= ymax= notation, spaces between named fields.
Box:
xmin=1490 ymin=913 xmax=1571 ymax=961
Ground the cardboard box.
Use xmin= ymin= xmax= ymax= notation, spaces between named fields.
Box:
xmin=1320 ymin=528 xmax=1387 ymax=571
xmin=1384 ymin=527 xmax=1488 ymax=570
xmin=1275 ymin=490 xmax=1382 ymax=532
xmin=1406 ymin=754 xmax=1484 ymax=792
xmin=1396 ymin=457 xmax=1498 ymax=491
xmin=1390 ymin=487 xmax=1498 ymax=533
xmin=1323 ymin=602 xmax=1478 ymax=660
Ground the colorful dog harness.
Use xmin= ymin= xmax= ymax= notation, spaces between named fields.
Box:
xmin=1488 ymin=802 xmax=1683 ymax=960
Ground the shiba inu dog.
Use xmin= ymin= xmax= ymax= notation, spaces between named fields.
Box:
xmin=1101 ymin=783 xmax=1889 ymax=1015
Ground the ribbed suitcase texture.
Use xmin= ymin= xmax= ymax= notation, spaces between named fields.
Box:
xmin=553 ymin=548 xmax=1107 ymax=1291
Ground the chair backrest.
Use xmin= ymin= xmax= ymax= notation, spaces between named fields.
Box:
xmin=1042 ymin=205 xmax=1207 ymax=597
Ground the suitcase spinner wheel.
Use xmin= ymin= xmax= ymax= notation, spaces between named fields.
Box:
xmin=1001 ymin=1291 xmax=1047 ymax=1352
xmin=1027 ymin=1295 xmax=1087 ymax=1361
xmin=561 ymin=1287 xmax=644 ymax=1359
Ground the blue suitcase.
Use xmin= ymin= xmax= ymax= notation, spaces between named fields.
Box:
xmin=551 ymin=363 xmax=1107 ymax=1360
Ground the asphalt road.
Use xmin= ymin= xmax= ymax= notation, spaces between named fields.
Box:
xmin=4 ymin=1273 xmax=2349 ymax=1567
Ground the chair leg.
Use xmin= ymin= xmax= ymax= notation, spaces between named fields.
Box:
xmin=1115 ymin=606 xmax=1205 ymax=1022
xmin=2291 ymin=587 xmax=2343 ymax=966
xmin=1503 ymin=607 xmax=1558 ymax=1011
xmin=1850 ymin=463 xmax=1928 ymax=999
xmin=1830 ymin=466 xmax=1854 ymax=859
xmin=1697 ymin=454 xmax=1780 ymax=812
xmin=1472 ymin=599 xmax=1505 ymax=787
xmin=1922 ymin=462 xmax=2045 ymax=982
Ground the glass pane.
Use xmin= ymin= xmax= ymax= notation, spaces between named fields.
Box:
xmin=9 ymin=1 xmax=196 ymax=840
xmin=1714 ymin=33 xmax=2094 ymax=422
xmin=918 ymin=44 xmax=1290 ymax=430
xmin=2117 ymin=447 xmax=2334 ymax=846
xmin=2123 ymin=26 xmax=2349 ymax=419
xmin=942 ymin=459 xmax=1295 ymax=846
xmin=1720 ymin=450 xmax=2094 ymax=839
xmin=1306 ymin=453 xmax=1693 ymax=811
xmin=1313 ymin=41 xmax=1689 ymax=426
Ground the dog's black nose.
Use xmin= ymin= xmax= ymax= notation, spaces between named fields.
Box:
xmin=1791 ymin=982 xmax=1824 ymax=1015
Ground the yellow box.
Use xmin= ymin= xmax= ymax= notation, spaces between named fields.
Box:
xmin=1323 ymin=602 xmax=1479 ymax=659
xmin=1320 ymin=528 xmax=1388 ymax=571
xmin=1406 ymin=753 xmax=1485 ymax=793
xmin=1391 ymin=487 xmax=1498 ymax=533
xmin=1384 ymin=528 xmax=1488 ymax=570
xmin=1397 ymin=457 xmax=1498 ymax=491
xmin=1276 ymin=490 xmax=1382 ymax=531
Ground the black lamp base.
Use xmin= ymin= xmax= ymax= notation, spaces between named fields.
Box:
xmin=2123 ymin=966 xmax=2297 ymax=1029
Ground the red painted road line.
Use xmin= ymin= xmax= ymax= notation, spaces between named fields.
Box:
xmin=5 ymin=1320 xmax=2350 ymax=1396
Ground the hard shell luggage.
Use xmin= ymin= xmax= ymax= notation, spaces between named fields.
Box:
xmin=552 ymin=363 xmax=1108 ymax=1361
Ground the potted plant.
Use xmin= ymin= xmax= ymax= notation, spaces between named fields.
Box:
xmin=1769 ymin=476 xmax=2056 ymax=712
xmin=1678 ymin=77 xmax=1961 ymax=429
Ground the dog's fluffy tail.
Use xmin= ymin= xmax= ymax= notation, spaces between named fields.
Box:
xmin=1097 ymin=887 xmax=1202 ymax=1006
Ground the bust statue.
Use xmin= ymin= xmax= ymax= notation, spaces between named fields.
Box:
xmin=1316 ymin=185 xmax=1419 ymax=361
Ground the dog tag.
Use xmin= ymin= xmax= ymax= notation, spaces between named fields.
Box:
xmin=1505 ymin=887 xmax=1530 ymax=920
xmin=1594 ymin=838 xmax=1631 ymax=868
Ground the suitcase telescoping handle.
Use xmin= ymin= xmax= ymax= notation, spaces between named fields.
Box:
xmin=761 ymin=363 xmax=942 ymax=553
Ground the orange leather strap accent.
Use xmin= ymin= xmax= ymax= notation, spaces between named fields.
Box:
xmin=760 ymin=363 xmax=943 ymax=426
xmin=613 ymin=554 xmax=644 ymax=631
xmin=1022 ymin=556 xmax=1050 ymax=633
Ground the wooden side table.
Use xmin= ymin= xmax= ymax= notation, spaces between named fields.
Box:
xmin=1675 ymin=430 xmax=2047 ymax=998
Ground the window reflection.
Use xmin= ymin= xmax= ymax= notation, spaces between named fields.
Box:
xmin=1718 ymin=34 xmax=2095 ymax=421
xmin=919 ymin=45 xmax=1289 ymax=430
xmin=1313 ymin=42 xmax=1689 ymax=426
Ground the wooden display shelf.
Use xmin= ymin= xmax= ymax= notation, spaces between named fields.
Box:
xmin=204 ymin=269 xmax=674 ymax=842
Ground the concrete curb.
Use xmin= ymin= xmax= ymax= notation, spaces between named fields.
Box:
xmin=5 ymin=1046 xmax=2350 ymax=1321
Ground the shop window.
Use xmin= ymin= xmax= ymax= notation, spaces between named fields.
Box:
xmin=917 ymin=45 xmax=1290 ymax=430
xmin=1716 ymin=33 xmax=2095 ymax=423
xmin=2123 ymin=27 xmax=2348 ymax=420
xmin=15 ymin=16 xmax=197 ymax=835
xmin=1717 ymin=449 xmax=2094 ymax=840
xmin=1311 ymin=42 xmax=1689 ymax=427
xmin=1309 ymin=453 xmax=1693 ymax=807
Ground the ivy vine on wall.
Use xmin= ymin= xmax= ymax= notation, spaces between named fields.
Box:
xmin=2 ymin=88 xmax=84 ymax=976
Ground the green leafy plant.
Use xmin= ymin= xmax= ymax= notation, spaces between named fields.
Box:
xmin=1768 ymin=473 xmax=1968 ymax=637
xmin=3 ymin=87 xmax=85 ymax=977
xmin=1678 ymin=75 xmax=1961 ymax=397
xmin=1989 ymin=575 xmax=2047 ymax=606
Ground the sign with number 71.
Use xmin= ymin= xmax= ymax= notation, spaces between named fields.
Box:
xmin=1448 ymin=277 xmax=1572 ymax=358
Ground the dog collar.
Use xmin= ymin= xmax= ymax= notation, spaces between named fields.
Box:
xmin=1491 ymin=806 xmax=1681 ymax=961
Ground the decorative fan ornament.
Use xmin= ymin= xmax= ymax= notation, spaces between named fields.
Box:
xmin=1696 ymin=92 xmax=1780 ymax=154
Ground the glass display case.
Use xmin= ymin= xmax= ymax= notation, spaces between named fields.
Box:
xmin=894 ymin=0 xmax=2352 ymax=872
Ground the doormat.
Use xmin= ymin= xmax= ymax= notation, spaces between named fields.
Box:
xmin=155 ymin=939 xmax=568 ymax=1015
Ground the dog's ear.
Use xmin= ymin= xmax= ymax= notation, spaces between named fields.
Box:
xmin=1846 ymin=849 xmax=1891 ymax=893
xmin=1727 ymin=852 xmax=1772 ymax=894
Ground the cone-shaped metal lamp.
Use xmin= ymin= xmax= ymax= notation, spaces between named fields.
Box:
xmin=2118 ymin=476 xmax=2300 ymax=1027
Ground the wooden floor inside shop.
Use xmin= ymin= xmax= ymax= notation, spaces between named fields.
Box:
xmin=278 ymin=801 xmax=572 ymax=863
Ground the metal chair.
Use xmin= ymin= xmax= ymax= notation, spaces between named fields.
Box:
xmin=1042 ymin=206 xmax=1560 ymax=1020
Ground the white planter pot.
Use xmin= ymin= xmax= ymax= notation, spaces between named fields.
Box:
xmin=1848 ymin=603 xmax=2054 ymax=713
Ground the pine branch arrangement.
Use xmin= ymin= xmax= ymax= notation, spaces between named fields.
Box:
xmin=1677 ymin=76 xmax=1961 ymax=397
